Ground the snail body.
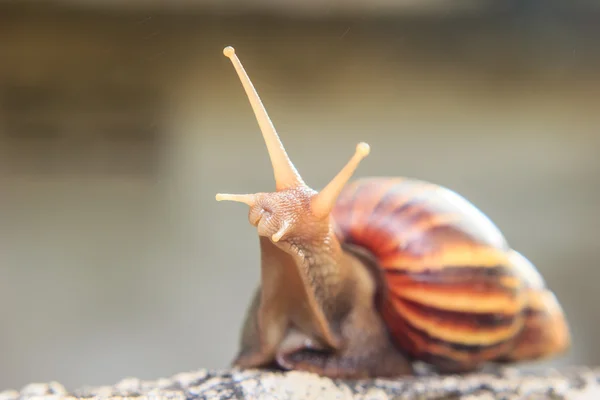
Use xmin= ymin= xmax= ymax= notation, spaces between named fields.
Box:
xmin=216 ymin=46 xmax=570 ymax=378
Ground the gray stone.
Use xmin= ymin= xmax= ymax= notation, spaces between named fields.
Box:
xmin=2 ymin=367 xmax=600 ymax=400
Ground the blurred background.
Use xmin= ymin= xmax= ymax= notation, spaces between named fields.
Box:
xmin=0 ymin=0 xmax=599 ymax=392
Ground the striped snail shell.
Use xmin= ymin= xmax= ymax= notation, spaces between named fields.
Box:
xmin=332 ymin=177 xmax=571 ymax=369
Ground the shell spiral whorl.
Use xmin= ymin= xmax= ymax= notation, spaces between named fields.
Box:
xmin=331 ymin=177 xmax=530 ymax=367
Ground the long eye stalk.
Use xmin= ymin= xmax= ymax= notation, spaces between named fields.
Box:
xmin=223 ymin=46 xmax=303 ymax=191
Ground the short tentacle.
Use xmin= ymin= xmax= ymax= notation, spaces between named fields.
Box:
xmin=216 ymin=193 xmax=257 ymax=206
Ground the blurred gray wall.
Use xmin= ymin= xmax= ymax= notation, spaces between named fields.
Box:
xmin=0 ymin=1 xmax=599 ymax=391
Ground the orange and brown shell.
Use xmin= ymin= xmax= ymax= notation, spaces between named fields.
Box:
xmin=331 ymin=177 xmax=570 ymax=369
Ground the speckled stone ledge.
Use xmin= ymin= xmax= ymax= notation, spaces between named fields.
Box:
xmin=2 ymin=367 xmax=600 ymax=400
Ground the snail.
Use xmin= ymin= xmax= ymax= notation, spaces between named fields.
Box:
xmin=215 ymin=46 xmax=571 ymax=379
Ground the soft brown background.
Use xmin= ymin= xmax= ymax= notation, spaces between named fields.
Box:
xmin=0 ymin=0 xmax=599 ymax=392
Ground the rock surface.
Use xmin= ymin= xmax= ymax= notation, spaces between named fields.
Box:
xmin=1 ymin=367 xmax=600 ymax=400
